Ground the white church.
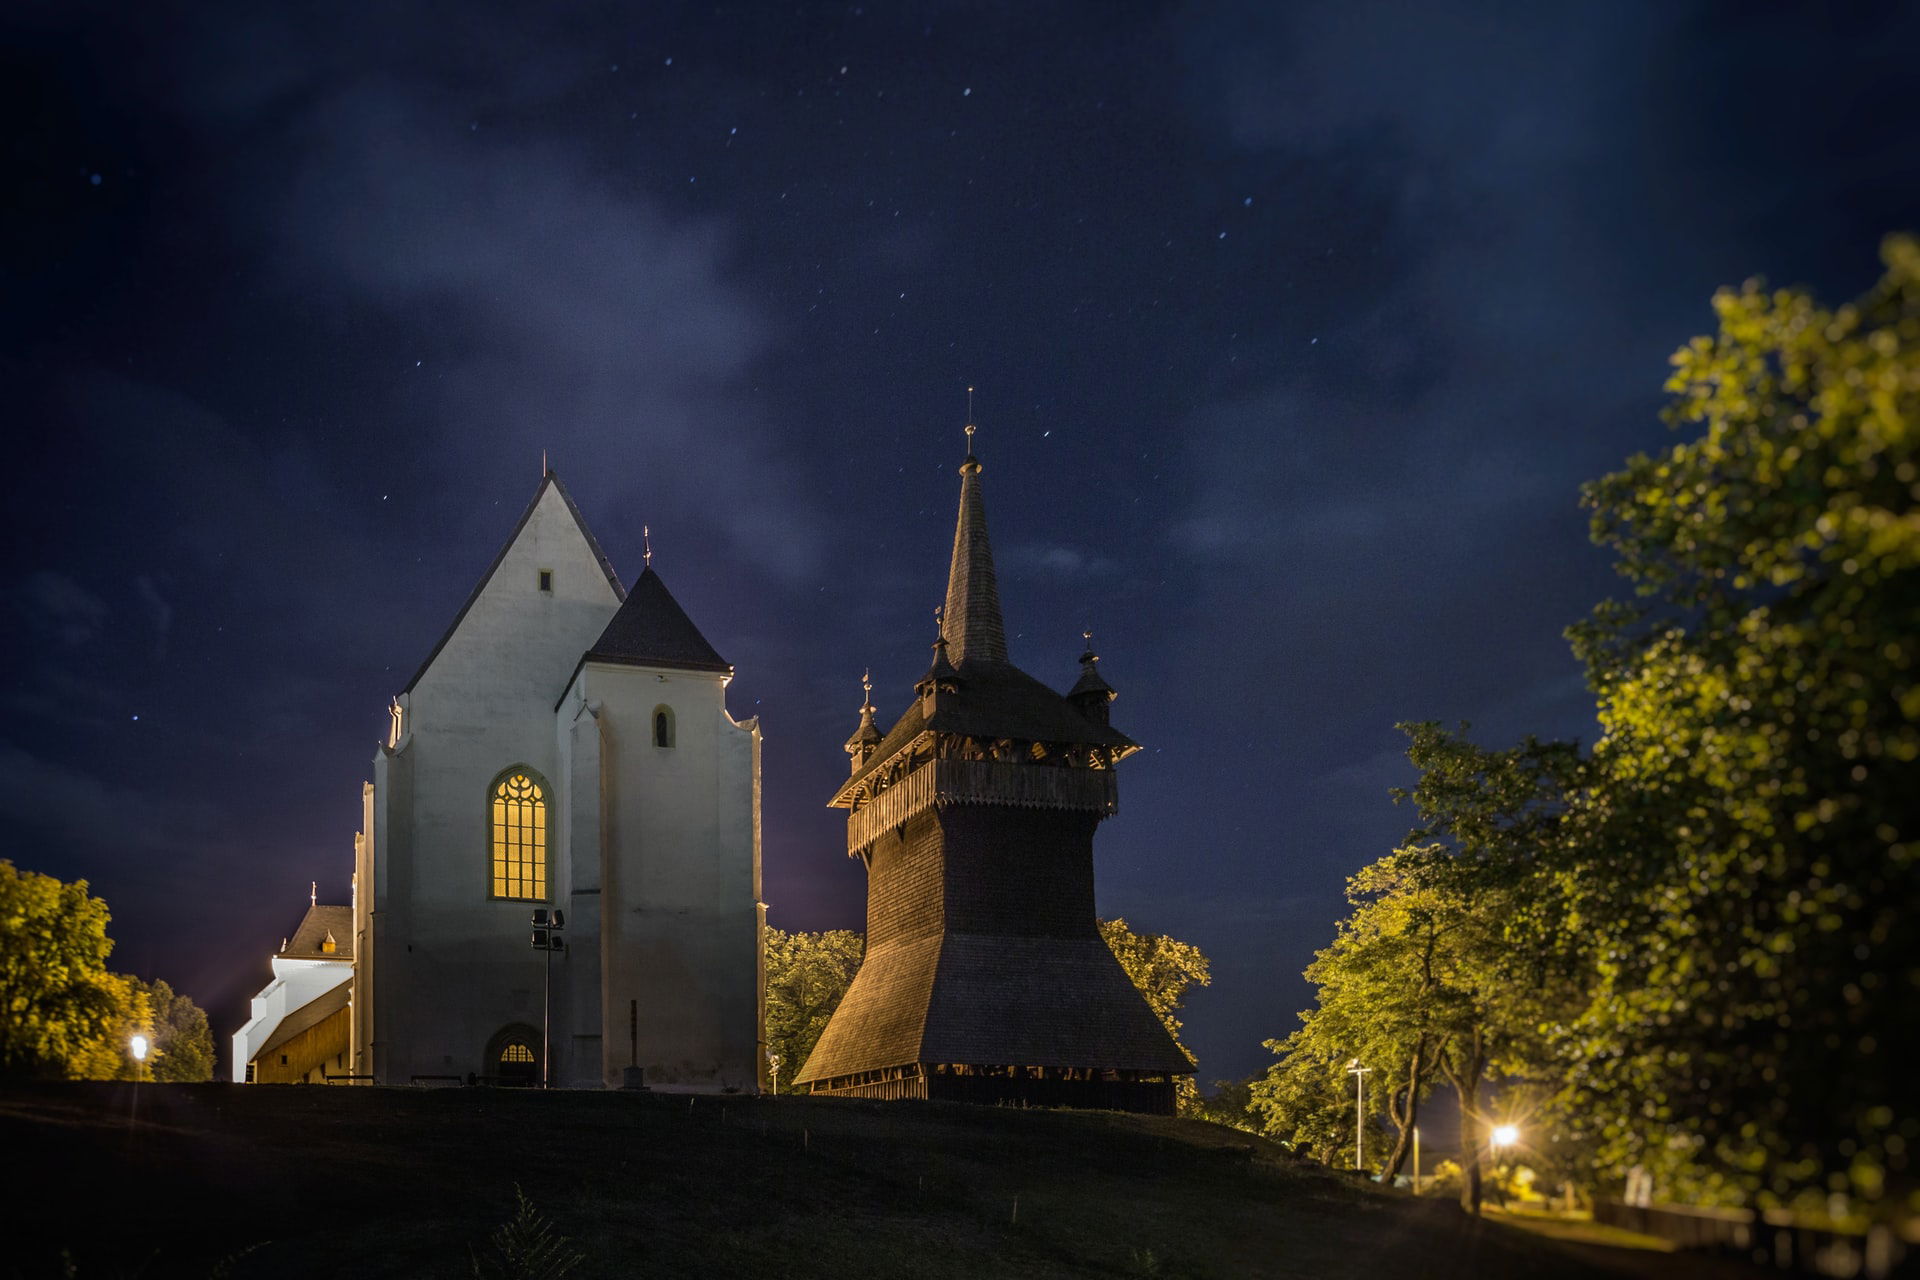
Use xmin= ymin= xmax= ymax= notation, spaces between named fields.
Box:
xmin=234 ymin=471 xmax=764 ymax=1090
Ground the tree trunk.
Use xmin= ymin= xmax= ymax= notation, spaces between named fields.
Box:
xmin=1381 ymin=1040 xmax=1425 ymax=1180
xmin=1442 ymin=1026 xmax=1487 ymax=1215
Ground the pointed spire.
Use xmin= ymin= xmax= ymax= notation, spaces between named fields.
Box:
xmin=942 ymin=405 xmax=1009 ymax=666
xmin=1068 ymin=628 xmax=1117 ymax=725
xmin=844 ymin=668 xmax=883 ymax=768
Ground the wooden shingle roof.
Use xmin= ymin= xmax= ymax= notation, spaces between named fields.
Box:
xmin=277 ymin=905 xmax=353 ymax=961
xmin=797 ymin=934 xmax=1193 ymax=1083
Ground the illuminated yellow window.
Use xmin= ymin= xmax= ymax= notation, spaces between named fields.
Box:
xmin=501 ymin=1043 xmax=535 ymax=1064
xmin=489 ymin=769 xmax=549 ymax=900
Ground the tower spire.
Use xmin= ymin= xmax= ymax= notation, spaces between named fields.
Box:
xmin=941 ymin=398 xmax=1008 ymax=666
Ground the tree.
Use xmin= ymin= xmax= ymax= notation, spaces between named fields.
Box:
xmin=1189 ymin=1075 xmax=1262 ymax=1133
xmin=65 ymin=972 xmax=153 ymax=1082
xmin=1099 ymin=917 xmax=1212 ymax=1111
xmin=1257 ymin=726 xmax=1578 ymax=1209
xmin=1250 ymin=1037 xmax=1372 ymax=1166
xmin=0 ymin=861 xmax=129 ymax=1080
xmin=763 ymin=927 xmax=864 ymax=1085
xmin=1562 ymin=235 xmax=1920 ymax=1216
xmin=144 ymin=978 xmax=215 ymax=1082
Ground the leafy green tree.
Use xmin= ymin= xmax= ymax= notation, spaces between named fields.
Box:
xmin=764 ymin=927 xmax=864 ymax=1086
xmin=0 ymin=861 xmax=129 ymax=1080
xmin=66 ymin=972 xmax=154 ymax=1082
xmin=1562 ymin=235 xmax=1920 ymax=1216
xmin=1249 ymin=1037 xmax=1365 ymax=1166
xmin=144 ymin=978 xmax=215 ymax=1082
xmin=1391 ymin=724 xmax=1582 ymax=1213
xmin=1189 ymin=1075 xmax=1261 ymax=1133
xmin=1098 ymin=917 xmax=1212 ymax=1111
xmin=1259 ymin=726 xmax=1577 ymax=1209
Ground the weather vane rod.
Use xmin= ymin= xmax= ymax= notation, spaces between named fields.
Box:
xmin=643 ymin=524 xmax=653 ymax=567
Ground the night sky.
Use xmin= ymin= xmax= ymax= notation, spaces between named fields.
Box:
xmin=7 ymin=2 xmax=1919 ymax=1087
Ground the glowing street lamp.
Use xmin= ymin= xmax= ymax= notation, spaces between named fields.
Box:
xmin=1490 ymin=1123 xmax=1519 ymax=1151
xmin=129 ymin=1034 xmax=149 ymax=1063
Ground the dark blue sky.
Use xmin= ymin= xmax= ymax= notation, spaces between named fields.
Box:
xmin=6 ymin=1 xmax=1918 ymax=1084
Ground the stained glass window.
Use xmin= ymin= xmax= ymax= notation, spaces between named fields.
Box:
xmin=489 ymin=770 xmax=548 ymax=900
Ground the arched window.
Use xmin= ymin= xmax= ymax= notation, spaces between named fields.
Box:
xmin=653 ymin=705 xmax=675 ymax=748
xmin=488 ymin=768 xmax=550 ymax=900
xmin=486 ymin=1025 xmax=540 ymax=1087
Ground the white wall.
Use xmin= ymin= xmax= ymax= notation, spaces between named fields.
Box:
xmin=231 ymin=957 xmax=353 ymax=1082
xmin=573 ymin=662 xmax=762 ymax=1091
xmin=371 ymin=482 xmax=622 ymax=1084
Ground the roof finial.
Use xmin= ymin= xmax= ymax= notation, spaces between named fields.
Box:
xmin=862 ymin=667 xmax=873 ymax=701
xmin=541 ymin=448 xmax=548 ymax=477
xmin=965 ymin=385 xmax=976 ymax=457
xmin=934 ymin=603 xmax=944 ymax=637
xmin=310 ymin=880 xmax=317 ymax=907
xmin=643 ymin=524 xmax=653 ymax=567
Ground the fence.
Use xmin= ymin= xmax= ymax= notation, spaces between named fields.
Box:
xmin=1594 ymin=1200 xmax=1917 ymax=1279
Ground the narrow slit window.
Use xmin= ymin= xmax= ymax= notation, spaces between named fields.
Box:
xmin=653 ymin=705 xmax=675 ymax=748
xmin=489 ymin=769 xmax=549 ymax=900
xmin=537 ymin=569 xmax=553 ymax=592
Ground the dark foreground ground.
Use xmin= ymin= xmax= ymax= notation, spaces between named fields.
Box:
xmin=2 ymin=1084 xmax=1763 ymax=1279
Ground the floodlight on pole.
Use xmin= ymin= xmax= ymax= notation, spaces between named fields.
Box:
xmin=1346 ymin=1059 xmax=1372 ymax=1171
xmin=130 ymin=1035 xmax=149 ymax=1062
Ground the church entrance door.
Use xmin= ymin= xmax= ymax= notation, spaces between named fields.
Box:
xmin=486 ymin=1025 xmax=541 ymax=1087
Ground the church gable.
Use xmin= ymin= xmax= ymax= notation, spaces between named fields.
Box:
xmin=404 ymin=472 xmax=626 ymax=699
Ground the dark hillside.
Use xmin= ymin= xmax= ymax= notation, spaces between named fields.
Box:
xmin=2 ymin=1085 xmax=1757 ymax=1279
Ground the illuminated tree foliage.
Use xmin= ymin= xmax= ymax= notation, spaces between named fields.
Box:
xmin=1266 ymin=237 xmax=1918 ymax=1218
xmin=1561 ymin=234 xmax=1920 ymax=1214
xmin=1098 ymin=917 xmax=1212 ymax=1111
xmin=0 ymin=861 xmax=131 ymax=1080
xmin=65 ymin=972 xmax=154 ymax=1083
xmin=763 ymin=926 xmax=864 ymax=1083
xmin=144 ymin=978 xmax=215 ymax=1082
xmin=1253 ymin=726 xmax=1577 ymax=1211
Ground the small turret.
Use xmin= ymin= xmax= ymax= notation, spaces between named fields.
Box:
xmin=1067 ymin=630 xmax=1116 ymax=727
xmin=915 ymin=629 xmax=962 ymax=712
xmin=844 ymin=669 xmax=883 ymax=772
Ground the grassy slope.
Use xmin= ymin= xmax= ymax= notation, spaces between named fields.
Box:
xmin=2 ymin=1084 xmax=1754 ymax=1280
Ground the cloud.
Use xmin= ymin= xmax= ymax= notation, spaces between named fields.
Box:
xmin=1001 ymin=542 xmax=1120 ymax=581
xmin=19 ymin=571 xmax=110 ymax=647
xmin=260 ymin=80 xmax=825 ymax=582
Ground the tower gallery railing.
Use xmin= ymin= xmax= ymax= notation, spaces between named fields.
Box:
xmin=847 ymin=757 xmax=1118 ymax=855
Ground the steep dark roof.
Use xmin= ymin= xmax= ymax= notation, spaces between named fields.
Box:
xmin=278 ymin=905 xmax=353 ymax=962
xmin=942 ymin=455 xmax=1008 ymax=666
xmin=797 ymin=933 xmax=1193 ymax=1082
xmin=581 ymin=566 xmax=731 ymax=674
xmin=403 ymin=472 xmax=625 ymax=693
xmin=831 ymin=450 xmax=1136 ymax=805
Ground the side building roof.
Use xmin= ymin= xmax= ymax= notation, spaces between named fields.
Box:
xmin=278 ymin=905 xmax=354 ymax=961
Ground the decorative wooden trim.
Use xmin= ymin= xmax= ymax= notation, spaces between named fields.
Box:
xmin=846 ymin=758 xmax=1118 ymax=855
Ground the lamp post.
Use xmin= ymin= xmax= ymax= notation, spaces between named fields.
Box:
xmin=1346 ymin=1059 xmax=1372 ymax=1172
xmin=768 ymin=1052 xmax=782 ymax=1096
xmin=1413 ymin=1125 xmax=1421 ymax=1195
xmin=129 ymin=1034 xmax=149 ymax=1067
xmin=531 ymin=909 xmax=567 ymax=1088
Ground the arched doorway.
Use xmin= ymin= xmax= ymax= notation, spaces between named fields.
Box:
xmin=485 ymin=1024 xmax=541 ymax=1087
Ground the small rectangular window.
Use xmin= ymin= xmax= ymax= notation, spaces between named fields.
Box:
xmin=538 ymin=569 xmax=553 ymax=592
